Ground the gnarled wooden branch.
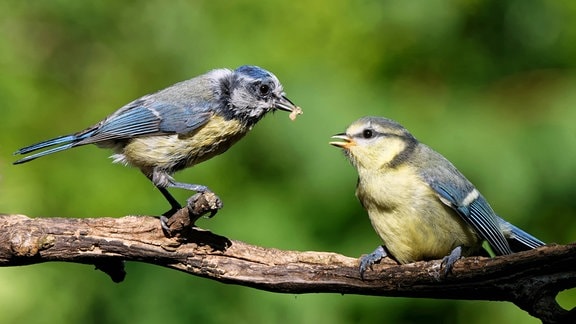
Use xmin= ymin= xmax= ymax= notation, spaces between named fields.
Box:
xmin=0 ymin=206 xmax=574 ymax=324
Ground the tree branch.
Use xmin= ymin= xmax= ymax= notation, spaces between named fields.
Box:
xmin=0 ymin=206 xmax=574 ymax=324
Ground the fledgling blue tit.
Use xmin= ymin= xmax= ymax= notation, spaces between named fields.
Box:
xmin=14 ymin=65 xmax=302 ymax=225
xmin=330 ymin=116 xmax=544 ymax=277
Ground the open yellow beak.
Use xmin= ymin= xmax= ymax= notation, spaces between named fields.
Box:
xmin=329 ymin=133 xmax=355 ymax=149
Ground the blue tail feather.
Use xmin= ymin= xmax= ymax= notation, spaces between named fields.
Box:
xmin=13 ymin=143 xmax=76 ymax=164
xmin=13 ymin=133 xmax=92 ymax=164
xmin=14 ymin=135 xmax=77 ymax=155
xmin=497 ymin=218 xmax=545 ymax=252
xmin=506 ymin=222 xmax=545 ymax=250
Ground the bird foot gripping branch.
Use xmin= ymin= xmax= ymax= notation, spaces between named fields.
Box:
xmin=160 ymin=192 xmax=224 ymax=238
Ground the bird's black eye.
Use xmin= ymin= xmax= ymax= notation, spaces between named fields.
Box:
xmin=258 ymin=83 xmax=271 ymax=96
xmin=362 ymin=129 xmax=374 ymax=139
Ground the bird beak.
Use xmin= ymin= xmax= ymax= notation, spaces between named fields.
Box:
xmin=275 ymin=95 xmax=299 ymax=112
xmin=330 ymin=133 xmax=355 ymax=149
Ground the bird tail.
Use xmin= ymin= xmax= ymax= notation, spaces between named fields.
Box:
xmin=13 ymin=132 xmax=92 ymax=164
xmin=498 ymin=218 xmax=545 ymax=252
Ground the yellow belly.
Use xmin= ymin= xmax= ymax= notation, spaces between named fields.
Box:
xmin=356 ymin=166 xmax=479 ymax=264
xmin=118 ymin=115 xmax=247 ymax=171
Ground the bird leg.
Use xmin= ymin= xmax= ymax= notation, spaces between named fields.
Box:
xmin=166 ymin=181 xmax=223 ymax=216
xmin=156 ymin=186 xmax=183 ymax=233
xmin=160 ymin=181 xmax=223 ymax=232
xmin=144 ymin=170 xmax=224 ymax=233
xmin=160 ymin=192 xmax=225 ymax=238
xmin=440 ymin=245 xmax=462 ymax=277
xmin=157 ymin=186 xmax=183 ymax=215
xmin=359 ymin=245 xmax=388 ymax=279
xmin=143 ymin=170 xmax=183 ymax=217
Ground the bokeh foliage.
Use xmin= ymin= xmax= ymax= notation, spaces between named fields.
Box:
xmin=1 ymin=0 xmax=575 ymax=323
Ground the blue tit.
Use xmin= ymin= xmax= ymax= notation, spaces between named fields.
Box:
xmin=330 ymin=116 xmax=544 ymax=277
xmin=14 ymin=65 xmax=302 ymax=221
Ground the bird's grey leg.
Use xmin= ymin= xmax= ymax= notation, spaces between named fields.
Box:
xmin=157 ymin=186 xmax=182 ymax=214
xmin=166 ymin=181 xmax=211 ymax=193
xmin=142 ymin=170 xmax=183 ymax=215
xmin=440 ymin=245 xmax=462 ymax=276
xmin=145 ymin=169 xmax=213 ymax=214
xmin=160 ymin=181 xmax=223 ymax=232
xmin=166 ymin=181 xmax=223 ymax=216
xmin=143 ymin=170 xmax=188 ymax=232
xmin=359 ymin=245 xmax=388 ymax=279
xmin=146 ymin=169 xmax=224 ymax=233
xmin=155 ymin=186 xmax=183 ymax=233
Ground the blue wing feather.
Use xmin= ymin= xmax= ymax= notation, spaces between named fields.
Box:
xmin=77 ymin=99 xmax=212 ymax=144
xmin=431 ymin=182 xmax=512 ymax=255
xmin=416 ymin=145 xmax=514 ymax=256
xmin=465 ymin=198 xmax=512 ymax=255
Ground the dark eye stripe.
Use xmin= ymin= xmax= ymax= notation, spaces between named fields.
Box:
xmin=354 ymin=129 xmax=393 ymax=139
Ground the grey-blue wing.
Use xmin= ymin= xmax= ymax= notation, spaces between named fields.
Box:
xmin=427 ymin=178 xmax=513 ymax=256
xmin=415 ymin=145 xmax=513 ymax=256
xmin=77 ymin=98 xmax=213 ymax=144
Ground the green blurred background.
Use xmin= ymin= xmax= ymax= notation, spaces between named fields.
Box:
xmin=1 ymin=0 xmax=575 ymax=323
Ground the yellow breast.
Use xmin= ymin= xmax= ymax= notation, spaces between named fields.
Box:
xmin=356 ymin=165 xmax=479 ymax=264
xmin=119 ymin=115 xmax=248 ymax=171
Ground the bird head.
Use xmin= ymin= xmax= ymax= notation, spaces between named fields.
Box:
xmin=330 ymin=116 xmax=417 ymax=170
xmin=221 ymin=65 xmax=300 ymax=123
